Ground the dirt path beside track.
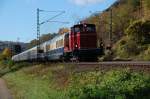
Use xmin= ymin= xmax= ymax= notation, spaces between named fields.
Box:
xmin=0 ymin=78 xmax=12 ymax=99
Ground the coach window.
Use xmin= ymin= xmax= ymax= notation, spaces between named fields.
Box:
xmin=56 ymin=41 xmax=59 ymax=48
xmin=65 ymin=34 xmax=69 ymax=48
xmin=46 ymin=45 xmax=49 ymax=51
xmin=56 ymin=39 xmax=63 ymax=48
xmin=60 ymin=39 xmax=63 ymax=47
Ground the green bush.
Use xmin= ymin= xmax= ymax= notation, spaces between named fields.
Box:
xmin=145 ymin=0 xmax=150 ymax=9
xmin=138 ymin=46 xmax=150 ymax=61
xmin=68 ymin=70 xmax=150 ymax=99
xmin=0 ymin=60 xmax=7 ymax=67
xmin=115 ymin=38 xmax=140 ymax=58
xmin=115 ymin=19 xmax=150 ymax=60
xmin=7 ymin=60 xmax=15 ymax=68
xmin=143 ymin=47 xmax=150 ymax=60
xmin=126 ymin=20 xmax=150 ymax=44
xmin=0 ymin=59 xmax=15 ymax=67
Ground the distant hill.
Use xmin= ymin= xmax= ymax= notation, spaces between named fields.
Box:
xmin=0 ymin=41 xmax=27 ymax=54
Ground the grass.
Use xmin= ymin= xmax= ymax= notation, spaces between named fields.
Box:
xmin=1 ymin=63 xmax=150 ymax=99
xmin=3 ymin=64 xmax=69 ymax=99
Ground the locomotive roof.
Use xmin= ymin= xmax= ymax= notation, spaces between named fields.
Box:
xmin=73 ymin=23 xmax=95 ymax=27
xmin=44 ymin=32 xmax=67 ymax=44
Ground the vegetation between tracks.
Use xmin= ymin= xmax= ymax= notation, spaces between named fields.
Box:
xmin=0 ymin=63 xmax=150 ymax=99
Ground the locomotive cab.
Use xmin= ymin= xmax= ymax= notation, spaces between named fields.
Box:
xmin=70 ymin=24 xmax=97 ymax=50
xmin=64 ymin=23 xmax=101 ymax=61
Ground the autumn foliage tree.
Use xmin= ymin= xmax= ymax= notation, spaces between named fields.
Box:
xmin=86 ymin=0 xmax=143 ymax=45
xmin=58 ymin=27 xmax=69 ymax=35
xmin=28 ymin=33 xmax=57 ymax=48
xmin=0 ymin=48 xmax=12 ymax=60
xmin=2 ymin=48 xmax=12 ymax=59
xmin=115 ymin=19 xmax=150 ymax=59
xmin=144 ymin=0 xmax=150 ymax=19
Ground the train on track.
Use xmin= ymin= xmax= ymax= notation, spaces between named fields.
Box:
xmin=12 ymin=23 xmax=103 ymax=62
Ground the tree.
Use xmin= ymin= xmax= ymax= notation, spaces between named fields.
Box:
xmin=28 ymin=39 xmax=37 ymax=49
xmin=1 ymin=48 xmax=12 ymax=59
xmin=58 ymin=28 xmax=69 ymax=35
xmin=144 ymin=0 xmax=150 ymax=19
xmin=28 ymin=33 xmax=57 ymax=49
xmin=115 ymin=19 xmax=150 ymax=59
xmin=126 ymin=19 xmax=150 ymax=44
xmin=40 ymin=33 xmax=57 ymax=43
xmin=85 ymin=0 xmax=141 ymax=45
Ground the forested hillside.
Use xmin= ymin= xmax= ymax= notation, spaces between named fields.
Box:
xmin=28 ymin=0 xmax=150 ymax=48
xmin=27 ymin=0 xmax=150 ymax=61
xmin=86 ymin=0 xmax=150 ymax=45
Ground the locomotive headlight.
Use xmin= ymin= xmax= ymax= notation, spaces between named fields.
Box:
xmin=75 ymin=44 xmax=78 ymax=48
xmin=75 ymin=43 xmax=78 ymax=49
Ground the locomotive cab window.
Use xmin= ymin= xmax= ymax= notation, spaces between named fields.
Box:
xmin=85 ymin=24 xmax=96 ymax=32
xmin=74 ymin=25 xmax=83 ymax=33
xmin=71 ymin=27 xmax=74 ymax=33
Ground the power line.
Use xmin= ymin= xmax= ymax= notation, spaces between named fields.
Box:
xmin=39 ymin=10 xmax=65 ymax=13
xmin=109 ymin=8 xmax=113 ymax=45
xmin=42 ymin=20 xmax=69 ymax=24
xmin=40 ymin=11 xmax=65 ymax=25
xmin=89 ymin=11 xmax=103 ymax=44
xmin=140 ymin=0 xmax=144 ymax=19
xmin=37 ymin=8 xmax=40 ymax=56
xmin=89 ymin=9 xmax=113 ymax=46
xmin=36 ymin=8 xmax=68 ymax=60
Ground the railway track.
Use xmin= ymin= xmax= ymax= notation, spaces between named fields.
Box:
xmin=66 ymin=61 xmax=150 ymax=73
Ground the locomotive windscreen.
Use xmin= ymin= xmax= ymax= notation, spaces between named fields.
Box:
xmin=74 ymin=25 xmax=83 ymax=33
xmin=85 ymin=24 xmax=96 ymax=32
xmin=73 ymin=24 xmax=96 ymax=33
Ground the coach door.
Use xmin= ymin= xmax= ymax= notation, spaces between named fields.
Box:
xmin=64 ymin=33 xmax=69 ymax=52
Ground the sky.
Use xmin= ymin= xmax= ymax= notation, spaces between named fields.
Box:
xmin=0 ymin=0 xmax=116 ymax=43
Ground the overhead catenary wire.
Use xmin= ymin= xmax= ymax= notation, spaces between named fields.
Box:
xmin=36 ymin=8 xmax=69 ymax=60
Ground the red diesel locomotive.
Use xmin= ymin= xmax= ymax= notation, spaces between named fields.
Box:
xmin=63 ymin=23 xmax=102 ymax=61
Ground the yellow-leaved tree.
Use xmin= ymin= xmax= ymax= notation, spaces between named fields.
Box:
xmin=2 ymin=48 xmax=12 ymax=59
xmin=58 ymin=28 xmax=69 ymax=35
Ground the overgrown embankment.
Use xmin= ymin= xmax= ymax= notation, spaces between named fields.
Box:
xmin=114 ymin=19 xmax=150 ymax=60
xmin=1 ymin=63 xmax=150 ymax=99
xmin=3 ymin=64 xmax=69 ymax=99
